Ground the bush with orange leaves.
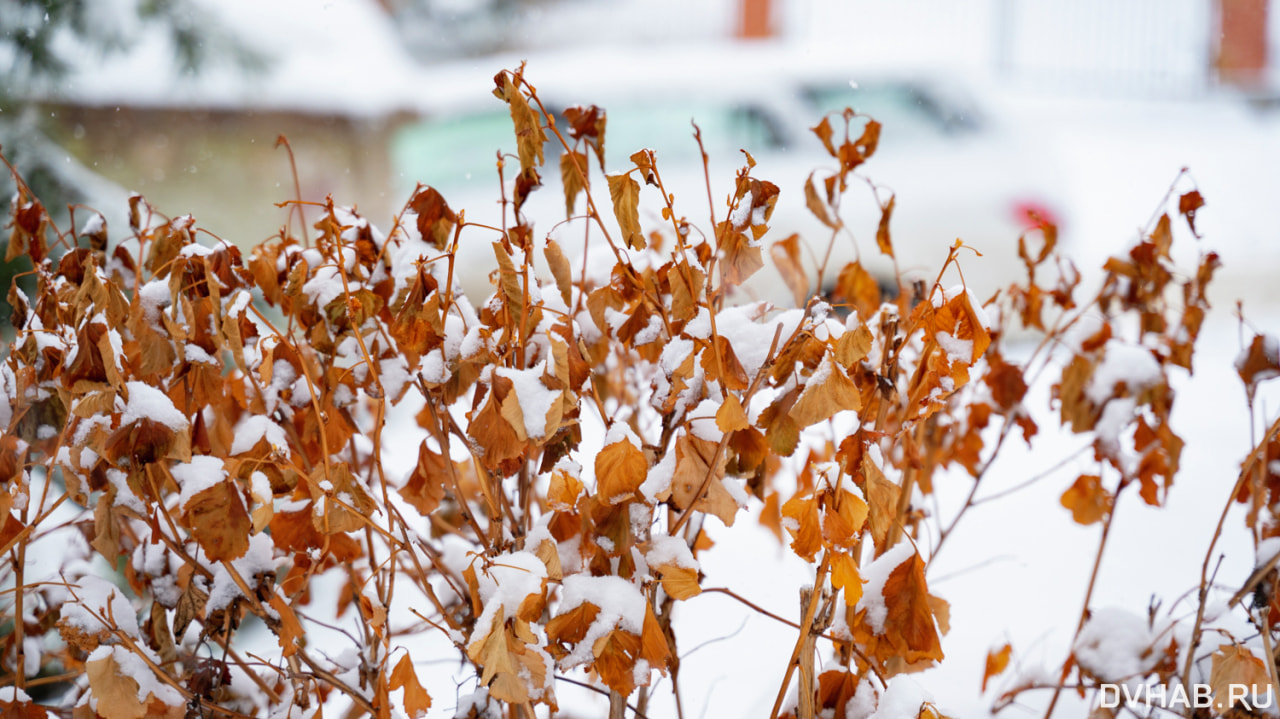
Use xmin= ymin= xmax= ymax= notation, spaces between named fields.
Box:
xmin=1 ymin=64 xmax=1278 ymax=719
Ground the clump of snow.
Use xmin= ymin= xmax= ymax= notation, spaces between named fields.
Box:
xmin=230 ymin=415 xmax=288 ymax=456
xmin=470 ymin=551 xmax=548 ymax=642
xmin=496 ymin=363 xmax=556 ymax=440
xmin=205 ymin=533 xmax=279 ymax=614
xmin=62 ymin=575 xmax=139 ymax=637
xmin=687 ymin=398 xmax=723 ymax=443
xmin=640 ymin=442 xmax=676 ymax=503
xmin=122 ymin=381 xmax=188 ymax=432
xmin=869 ymin=676 xmax=935 ymax=719
xmin=935 ymin=330 xmax=974 ymax=364
xmin=1258 ymin=537 xmax=1280 ymax=569
xmin=1073 ymin=607 xmax=1168 ymax=681
xmin=855 ymin=541 xmax=917 ymax=635
xmin=554 ymin=575 xmax=649 ymax=669
xmin=729 ymin=188 xmax=754 ymax=230
xmin=86 ymin=645 xmax=184 ymax=710
xmin=0 ymin=686 xmax=32 ymax=703
xmin=604 ymin=421 xmax=644 ymax=450
xmin=1087 ymin=340 xmax=1162 ymax=405
xmin=646 ymin=535 xmax=698 ymax=570
xmin=173 ymin=455 xmax=229 ymax=509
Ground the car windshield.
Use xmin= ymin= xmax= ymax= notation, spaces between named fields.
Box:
xmin=392 ymin=99 xmax=784 ymax=195
xmin=593 ymin=99 xmax=785 ymax=167
xmin=803 ymin=82 xmax=980 ymax=138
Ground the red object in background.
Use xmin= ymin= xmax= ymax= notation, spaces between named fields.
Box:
xmin=1012 ymin=200 xmax=1060 ymax=231
xmin=739 ymin=0 xmax=773 ymax=39
xmin=1217 ymin=0 xmax=1269 ymax=88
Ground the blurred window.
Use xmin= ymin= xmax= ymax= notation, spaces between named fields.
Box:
xmin=392 ymin=100 xmax=785 ymax=195
xmin=803 ymin=83 xmax=980 ymax=138
xmin=593 ymin=101 xmax=785 ymax=167
xmin=392 ymin=110 xmax=514 ymax=192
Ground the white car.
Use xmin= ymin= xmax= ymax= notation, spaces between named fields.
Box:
xmin=394 ymin=43 xmax=1065 ymax=308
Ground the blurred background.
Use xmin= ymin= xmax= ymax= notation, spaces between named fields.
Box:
xmin=5 ymin=2 xmax=1280 ymax=716
xmin=4 ymin=0 xmax=1279 ymax=305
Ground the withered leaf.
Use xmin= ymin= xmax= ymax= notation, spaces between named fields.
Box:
xmin=390 ymin=653 xmax=432 ymax=717
xmin=308 ymin=462 xmax=377 ymax=535
xmin=862 ymin=452 xmax=900 ymax=555
xmin=770 ymin=233 xmax=809 ymax=307
xmin=1178 ymin=189 xmax=1205 ymax=238
xmin=544 ymin=238 xmax=574 ymax=307
xmin=983 ymin=643 xmax=1012 ymax=692
xmin=1060 ymin=474 xmax=1111 ymax=525
xmin=564 ymin=104 xmax=607 ymax=169
xmin=497 ymin=71 xmax=546 ymax=172
xmin=830 ymin=551 xmax=863 ymax=606
xmin=607 ymin=173 xmax=645 ymax=250
xmin=595 ymin=433 xmax=647 ymax=505
xmin=670 ymin=433 xmax=739 ymax=526
xmin=1237 ymin=333 xmax=1280 ymax=401
xmin=805 ymin=172 xmax=839 ymax=229
xmin=880 ymin=550 xmax=944 ymax=665
xmin=832 ymin=261 xmax=881 ymax=321
xmin=400 ymin=440 xmax=450 ymax=516
xmin=86 ymin=648 xmax=181 ymax=719
xmin=410 ymin=186 xmax=456 ymax=250
xmin=781 ymin=492 xmax=822 ymax=561
xmin=700 ymin=335 xmax=751 ymax=391
xmin=876 ymin=194 xmax=895 ymax=258
xmin=184 ymin=479 xmax=252 ymax=562
xmin=1209 ymin=645 xmax=1271 ymax=713
xmin=715 ymin=393 xmax=750 ymax=433
xmin=789 ymin=355 xmax=862 ymax=428
xmin=593 ymin=629 xmax=643 ymax=696
xmin=654 ymin=562 xmax=701 ymax=600
xmin=716 ymin=221 xmax=764 ymax=286
xmin=468 ymin=375 xmax=526 ymax=470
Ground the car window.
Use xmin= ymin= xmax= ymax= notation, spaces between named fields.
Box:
xmin=803 ymin=83 xmax=980 ymax=138
xmin=590 ymin=100 xmax=785 ymax=168
xmin=392 ymin=100 xmax=786 ymax=198
xmin=392 ymin=110 xmax=514 ymax=193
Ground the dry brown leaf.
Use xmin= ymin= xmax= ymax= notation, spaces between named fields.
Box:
xmin=834 ymin=325 xmax=873 ymax=369
xmin=1209 ymin=645 xmax=1272 ymax=713
xmin=880 ymin=551 xmax=944 ymax=666
xmin=789 ymin=355 xmax=862 ymax=428
xmin=983 ymin=643 xmax=1012 ymax=692
xmin=1060 ymin=474 xmax=1112 ymax=525
xmin=595 ymin=434 xmax=647 ymax=505
xmin=390 ymin=653 xmax=432 ymax=718
xmin=770 ymin=233 xmax=809 ymax=307
xmin=183 ymin=479 xmax=251 ymax=562
xmin=544 ymin=239 xmax=574 ymax=307
xmin=716 ymin=222 xmax=764 ymax=286
xmin=863 ymin=453 xmax=900 ymax=555
xmin=670 ymin=433 xmax=739 ymax=526
xmin=830 ymin=551 xmax=863 ymax=606
xmin=593 ymin=629 xmax=643 ymax=696
xmin=833 ymin=261 xmax=881 ymax=321
xmin=781 ymin=492 xmax=822 ymax=562
xmin=608 ymin=173 xmax=645 ymax=250
xmin=86 ymin=649 xmax=181 ymax=719
xmin=805 ymin=172 xmax=838 ymax=229
xmin=876 ymin=194 xmax=896 ymax=258
xmin=716 ymin=393 xmax=750 ymax=433
xmin=399 ymin=440 xmax=449 ymax=516
xmin=653 ymin=563 xmax=701 ymax=600
xmin=560 ymin=150 xmax=589 ymax=220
